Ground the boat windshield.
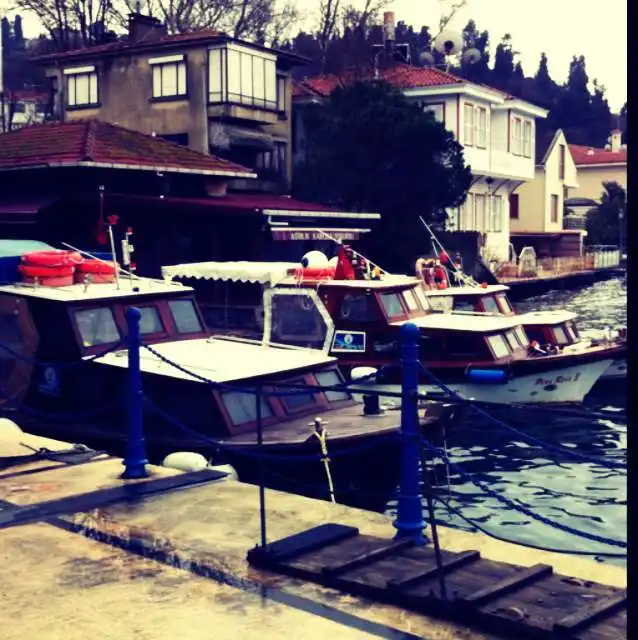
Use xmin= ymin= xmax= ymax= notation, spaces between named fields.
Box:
xmin=480 ymin=296 xmax=501 ymax=314
xmin=74 ymin=307 xmax=121 ymax=347
xmin=496 ymin=293 xmax=514 ymax=314
xmin=379 ymin=292 xmax=405 ymax=320
xmin=169 ymin=299 xmax=204 ymax=334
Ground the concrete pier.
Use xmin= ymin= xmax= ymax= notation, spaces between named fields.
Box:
xmin=0 ymin=430 xmax=626 ymax=640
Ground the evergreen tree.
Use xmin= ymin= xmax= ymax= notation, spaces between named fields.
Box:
xmin=13 ymin=16 xmax=25 ymax=50
xmin=492 ymin=33 xmax=517 ymax=92
xmin=553 ymin=55 xmax=593 ymax=145
xmin=587 ymin=81 xmax=613 ymax=148
xmin=460 ymin=20 xmax=490 ymax=83
xmin=1 ymin=18 xmax=11 ymax=58
xmin=586 ymin=181 xmax=626 ymax=246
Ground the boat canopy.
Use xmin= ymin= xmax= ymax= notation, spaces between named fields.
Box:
xmin=162 ymin=261 xmax=300 ymax=286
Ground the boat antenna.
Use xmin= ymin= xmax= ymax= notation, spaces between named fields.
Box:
xmin=312 ymin=228 xmax=390 ymax=275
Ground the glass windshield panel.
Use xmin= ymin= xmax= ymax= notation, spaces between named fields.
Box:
xmin=454 ymin=298 xmax=476 ymax=312
xmin=281 ymin=378 xmax=317 ymax=410
xmin=379 ymin=292 xmax=405 ymax=319
xmin=403 ymin=290 xmax=419 ymax=312
xmin=566 ymin=323 xmax=577 ymax=341
xmin=316 ymin=370 xmax=350 ymax=402
xmin=553 ymin=326 xmax=569 ymax=344
xmin=497 ymin=294 xmax=513 ymax=314
xmin=222 ymin=391 xmax=273 ymax=426
xmin=515 ymin=326 xmax=529 ymax=346
xmin=481 ymin=296 xmax=500 ymax=314
xmin=169 ymin=299 xmax=203 ymax=334
xmin=505 ymin=330 xmax=519 ymax=350
xmin=74 ymin=308 xmax=120 ymax=347
xmin=139 ymin=306 xmax=164 ymax=335
xmin=487 ymin=334 xmax=510 ymax=358
xmin=413 ymin=286 xmax=432 ymax=311
xmin=339 ymin=293 xmax=377 ymax=322
xmin=428 ymin=296 xmax=453 ymax=313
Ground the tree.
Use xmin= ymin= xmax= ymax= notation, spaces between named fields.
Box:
xmin=553 ymin=55 xmax=592 ymax=145
xmin=586 ymin=181 xmax=626 ymax=246
xmin=587 ymin=80 xmax=613 ymax=148
xmin=491 ymin=33 xmax=517 ymax=92
xmin=13 ymin=15 xmax=25 ymax=50
xmin=293 ymin=81 xmax=472 ymax=271
xmin=459 ymin=19 xmax=490 ymax=83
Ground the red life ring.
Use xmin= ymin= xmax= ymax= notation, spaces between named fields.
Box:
xmin=22 ymin=250 xmax=83 ymax=267
xmin=76 ymin=259 xmax=117 ymax=275
xmin=19 ymin=264 xmax=75 ymax=278
xmin=290 ymin=266 xmax=336 ymax=281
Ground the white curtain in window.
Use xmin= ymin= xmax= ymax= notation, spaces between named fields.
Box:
xmin=492 ymin=195 xmax=503 ymax=232
xmin=208 ymin=49 xmax=222 ymax=100
xmin=464 ymin=104 xmax=474 ymax=144
xmin=476 ymin=107 xmax=487 ymax=147
xmin=226 ymin=49 xmax=241 ymax=97
xmin=265 ymin=58 xmax=277 ymax=107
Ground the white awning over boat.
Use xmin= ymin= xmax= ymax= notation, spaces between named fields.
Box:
xmin=161 ymin=261 xmax=299 ymax=285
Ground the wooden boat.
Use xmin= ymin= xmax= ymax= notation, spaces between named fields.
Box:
xmin=161 ymin=248 xmax=620 ymax=406
xmin=0 ymin=240 xmax=453 ymax=509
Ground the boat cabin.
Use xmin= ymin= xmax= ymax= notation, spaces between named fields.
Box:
xmin=424 ymin=285 xmax=516 ymax=316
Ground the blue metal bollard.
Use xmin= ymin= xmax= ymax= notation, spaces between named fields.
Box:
xmin=122 ymin=306 xmax=149 ymax=479
xmin=393 ymin=322 xmax=428 ymax=545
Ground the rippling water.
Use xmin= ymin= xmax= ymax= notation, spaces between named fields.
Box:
xmin=387 ymin=276 xmax=627 ymax=566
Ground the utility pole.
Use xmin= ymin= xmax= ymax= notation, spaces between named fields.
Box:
xmin=0 ymin=15 xmax=5 ymax=133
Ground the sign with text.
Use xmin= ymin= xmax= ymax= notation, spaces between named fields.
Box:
xmin=272 ymin=229 xmax=362 ymax=241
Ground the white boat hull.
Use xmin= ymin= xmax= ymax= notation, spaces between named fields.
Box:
xmin=351 ymin=359 xmax=613 ymax=406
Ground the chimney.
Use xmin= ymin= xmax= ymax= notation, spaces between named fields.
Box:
xmin=610 ymin=129 xmax=622 ymax=153
xmin=128 ymin=13 xmax=166 ymax=43
xmin=383 ymin=11 xmax=396 ymax=54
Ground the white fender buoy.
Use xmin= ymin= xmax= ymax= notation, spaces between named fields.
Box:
xmin=328 ymin=255 xmax=339 ymax=267
xmin=162 ymin=451 xmax=208 ymax=472
xmin=0 ymin=418 xmax=24 ymax=442
xmin=301 ymin=250 xmax=328 ymax=268
xmin=210 ymin=464 xmax=239 ymax=480
xmin=350 ymin=366 xmax=378 ymax=382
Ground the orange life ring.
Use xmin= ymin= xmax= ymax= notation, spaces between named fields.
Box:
xmin=19 ymin=264 xmax=75 ymax=278
xmin=22 ymin=250 xmax=83 ymax=267
xmin=290 ymin=266 xmax=336 ymax=281
xmin=76 ymin=259 xmax=117 ymax=274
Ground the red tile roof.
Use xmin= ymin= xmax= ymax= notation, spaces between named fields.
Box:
xmin=0 ymin=119 xmax=254 ymax=176
xmin=294 ymin=63 xmax=463 ymax=98
xmin=568 ymin=144 xmax=627 ymax=166
xmin=35 ymin=30 xmax=224 ymax=62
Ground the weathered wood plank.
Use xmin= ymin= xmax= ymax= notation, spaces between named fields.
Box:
xmin=387 ymin=550 xmax=480 ymax=591
xmin=321 ymin=539 xmax=415 ymax=577
xmin=248 ymin=524 xmax=359 ymax=564
xmin=459 ymin=564 xmax=553 ymax=606
xmin=554 ymin=594 xmax=627 ymax=633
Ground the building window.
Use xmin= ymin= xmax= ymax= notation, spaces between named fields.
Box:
xmin=423 ymin=103 xmax=444 ymax=123
xmin=523 ymin=120 xmax=532 ymax=157
xmin=474 ymin=193 xmax=487 ymax=230
xmin=277 ymin=74 xmax=286 ymax=112
xmin=208 ymin=45 xmax=277 ymax=110
xmin=460 ymin=193 xmax=474 ymax=230
xmin=64 ymin=66 xmax=98 ymax=108
xmin=491 ymin=195 xmax=503 ymax=232
xmin=559 ymin=144 xmax=566 ymax=180
xmin=475 ymin=107 xmax=487 ymax=148
xmin=150 ymin=55 xmax=187 ymax=99
xmin=463 ymin=103 xmax=474 ymax=145
xmin=509 ymin=193 xmax=519 ymax=219
xmin=256 ymin=141 xmax=287 ymax=179
xmin=512 ymin=116 xmax=532 ymax=157
xmin=551 ymin=194 xmax=559 ymax=223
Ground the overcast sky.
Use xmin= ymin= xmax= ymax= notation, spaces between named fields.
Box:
xmin=0 ymin=0 xmax=627 ymax=110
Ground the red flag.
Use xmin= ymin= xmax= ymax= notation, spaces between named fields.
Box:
xmin=334 ymin=245 xmax=356 ymax=280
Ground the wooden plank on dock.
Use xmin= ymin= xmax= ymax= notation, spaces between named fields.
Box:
xmin=460 ymin=564 xmax=553 ymax=606
xmin=321 ymin=538 xmax=414 ymax=577
xmin=247 ymin=524 xmax=626 ymax=640
xmin=247 ymin=524 xmax=359 ymax=564
xmin=387 ymin=549 xmax=481 ymax=591
xmin=553 ymin=594 xmax=627 ymax=634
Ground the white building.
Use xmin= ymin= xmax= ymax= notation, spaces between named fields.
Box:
xmin=292 ymin=64 xmax=548 ymax=262
xmin=1 ymin=89 xmax=47 ymax=131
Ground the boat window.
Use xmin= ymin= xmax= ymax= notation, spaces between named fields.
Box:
xmin=281 ymin=378 xmax=318 ymax=411
xmin=139 ymin=306 xmax=164 ymax=335
xmin=222 ymin=391 xmax=273 ymax=426
xmin=553 ymin=325 xmax=569 ymax=345
xmin=566 ymin=322 xmax=579 ymax=341
xmin=453 ymin=298 xmax=476 ymax=313
xmin=487 ymin=334 xmax=510 ymax=359
xmin=339 ymin=293 xmax=377 ymax=322
xmin=169 ymin=299 xmax=203 ymax=334
xmin=403 ymin=290 xmax=419 ymax=312
xmin=496 ymin=294 xmax=513 ymax=314
xmin=316 ymin=370 xmax=350 ymax=402
xmin=413 ymin=286 xmax=432 ymax=311
xmin=515 ymin=326 xmax=529 ymax=347
xmin=74 ymin=307 xmax=120 ymax=347
xmin=379 ymin=292 xmax=405 ymax=319
xmin=505 ymin=330 xmax=519 ymax=351
xmin=480 ymin=296 xmax=501 ymax=314
xmin=428 ymin=296 xmax=454 ymax=313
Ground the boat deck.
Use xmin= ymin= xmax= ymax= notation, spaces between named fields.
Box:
xmin=0 ymin=430 xmax=627 ymax=640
